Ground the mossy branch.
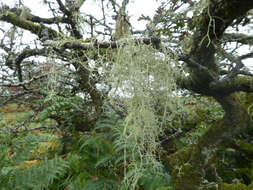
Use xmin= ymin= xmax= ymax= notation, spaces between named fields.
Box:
xmin=209 ymin=76 xmax=253 ymax=95
xmin=0 ymin=9 xmax=61 ymax=40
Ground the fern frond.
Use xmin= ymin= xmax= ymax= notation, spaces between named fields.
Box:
xmin=0 ymin=155 xmax=69 ymax=190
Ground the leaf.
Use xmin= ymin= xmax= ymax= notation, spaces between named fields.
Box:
xmin=95 ymin=155 xmax=112 ymax=168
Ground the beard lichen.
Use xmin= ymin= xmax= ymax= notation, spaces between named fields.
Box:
xmin=104 ymin=39 xmax=181 ymax=189
xmin=43 ymin=35 xmax=181 ymax=189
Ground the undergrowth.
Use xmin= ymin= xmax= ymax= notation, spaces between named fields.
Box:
xmin=0 ymin=102 xmax=174 ymax=190
xmin=0 ymin=39 xmax=180 ymax=189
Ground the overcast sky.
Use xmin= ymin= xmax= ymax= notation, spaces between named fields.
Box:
xmin=1 ymin=0 xmax=160 ymax=30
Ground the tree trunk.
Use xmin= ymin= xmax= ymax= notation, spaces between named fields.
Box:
xmin=164 ymin=94 xmax=252 ymax=190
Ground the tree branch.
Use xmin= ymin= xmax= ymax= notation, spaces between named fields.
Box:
xmin=223 ymin=33 xmax=253 ymax=46
xmin=55 ymin=0 xmax=83 ymax=39
xmin=6 ymin=48 xmax=48 ymax=68
xmin=210 ymin=76 xmax=253 ymax=94
xmin=29 ymin=14 xmax=70 ymax=24
xmin=0 ymin=9 xmax=61 ymax=40
xmin=190 ymin=0 xmax=253 ymax=71
xmin=2 ymin=73 xmax=48 ymax=87
xmin=44 ymin=37 xmax=161 ymax=51
xmin=55 ymin=0 xmax=70 ymax=16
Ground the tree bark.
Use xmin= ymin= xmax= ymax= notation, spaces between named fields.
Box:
xmin=164 ymin=95 xmax=252 ymax=190
xmin=165 ymin=1 xmax=253 ymax=188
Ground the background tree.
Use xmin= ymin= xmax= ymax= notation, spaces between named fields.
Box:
xmin=1 ymin=0 xmax=253 ymax=190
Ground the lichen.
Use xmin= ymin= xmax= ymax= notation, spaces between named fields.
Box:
xmin=103 ymin=39 xmax=182 ymax=189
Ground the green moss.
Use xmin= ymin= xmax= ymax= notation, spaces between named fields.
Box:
xmin=3 ymin=11 xmax=41 ymax=34
xmin=202 ymin=182 xmax=253 ymax=190
xmin=172 ymin=163 xmax=201 ymax=190
xmin=166 ymin=145 xmax=193 ymax=167
xmin=237 ymin=141 xmax=253 ymax=156
xmin=219 ymin=183 xmax=248 ymax=190
xmin=248 ymin=183 xmax=253 ymax=189
xmin=165 ymin=145 xmax=204 ymax=190
xmin=235 ymin=92 xmax=253 ymax=109
xmin=1 ymin=10 xmax=60 ymax=39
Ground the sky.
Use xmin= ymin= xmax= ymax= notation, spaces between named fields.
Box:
xmin=1 ymin=0 xmax=160 ymax=30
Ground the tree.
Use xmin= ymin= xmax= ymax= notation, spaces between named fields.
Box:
xmin=0 ymin=0 xmax=253 ymax=189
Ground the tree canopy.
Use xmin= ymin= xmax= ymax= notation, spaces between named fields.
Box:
xmin=0 ymin=0 xmax=253 ymax=190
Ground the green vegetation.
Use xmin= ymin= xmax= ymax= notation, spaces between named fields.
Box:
xmin=1 ymin=93 xmax=252 ymax=189
xmin=1 ymin=0 xmax=253 ymax=189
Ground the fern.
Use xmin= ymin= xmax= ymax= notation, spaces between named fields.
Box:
xmin=39 ymin=95 xmax=84 ymax=121
xmin=68 ymin=179 xmax=117 ymax=190
xmin=0 ymin=130 xmax=69 ymax=190
xmin=0 ymin=99 xmax=174 ymax=190
xmin=1 ymin=156 xmax=69 ymax=190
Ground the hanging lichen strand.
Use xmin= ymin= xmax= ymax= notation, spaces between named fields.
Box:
xmin=106 ymin=39 xmax=180 ymax=189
